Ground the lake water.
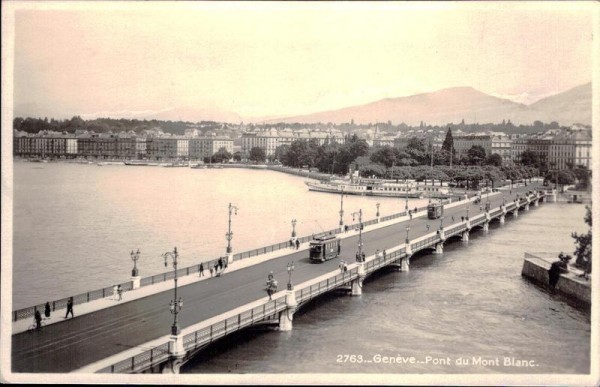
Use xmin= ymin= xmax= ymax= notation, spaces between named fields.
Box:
xmin=11 ymin=161 xmax=590 ymax=374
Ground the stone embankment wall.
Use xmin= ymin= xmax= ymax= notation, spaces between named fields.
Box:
xmin=521 ymin=253 xmax=591 ymax=307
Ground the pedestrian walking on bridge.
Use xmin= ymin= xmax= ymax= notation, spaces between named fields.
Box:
xmin=199 ymin=262 xmax=204 ymax=277
xmin=295 ymin=239 xmax=300 ymax=250
xmin=117 ymin=285 xmax=123 ymax=301
xmin=426 ymin=224 xmax=430 ymax=231
xmin=35 ymin=310 xmax=42 ymax=330
xmin=65 ymin=297 xmax=74 ymax=319
xmin=44 ymin=301 xmax=51 ymax=319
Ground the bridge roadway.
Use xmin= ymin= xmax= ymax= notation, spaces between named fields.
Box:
xmin=12 ymin=183 xmax=542 ymax=373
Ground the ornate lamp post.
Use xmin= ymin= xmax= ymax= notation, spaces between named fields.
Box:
xmin=351 ymin=209 xmax=363 ymax=262
xmin=162 ymin=247 xmax=182 ymax=335
xmin=339 ymin=188 xmax=345 ymax=226
xmin=226 ymin=203 xmax=239 ymax=254
xmin=466 ymin=205 xmax=470 ymax=221
xmin=405 ymin=225 xmax=410 ymax=244
xmin=130 ymin=249 xmax=140 ymax=277
xmin=376 ymin=203 xmax=380 ymax=217
xmin=405 ymin=191 xmax=409 ymax=212
xmin=439 ymin=216 xmax=445 ymax=230
xmin=291 ymin=219 xmax=297 ymax=239
xmin=287 ymin=261 xmax=295 ymax=290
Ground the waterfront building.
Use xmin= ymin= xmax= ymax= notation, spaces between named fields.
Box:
xmin=241 ymin=129 xmax=280 ymax=157
xmin=490 ymin=134 xmax=512 ymax=164
xmin=571 ymin=130 xmax=592 ymax=169
xmin=13 ymin=130 xmax=78 ymax=158
xmin=145 ymin=137 xmax=189 ymax=161
xmin=453 ymin=135 xmax=492 ymax=157
xmin=189 ymin=136 xmax=234 ymax=161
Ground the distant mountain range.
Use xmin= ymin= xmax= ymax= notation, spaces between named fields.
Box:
xmin=260 ymin=82 xmax=592 ymax=126
xmin=18 ymin=82 xmax=591 ymax=126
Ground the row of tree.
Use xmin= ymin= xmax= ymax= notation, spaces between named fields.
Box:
xmin=268 ymin=134 xmax=538 ymax=189
xmin=13 ymin=116 xmax=225 ymax=136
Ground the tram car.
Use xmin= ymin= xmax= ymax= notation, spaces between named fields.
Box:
xmin=427 ymin=202 xmax=444 ymax=219
xmin=309 ymin=235 xmax=341 ymax=263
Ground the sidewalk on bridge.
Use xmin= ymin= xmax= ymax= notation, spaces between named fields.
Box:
xmin=12 ymin=191 xmax=502 ymax=335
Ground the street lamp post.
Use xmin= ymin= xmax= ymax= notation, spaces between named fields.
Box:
xmin=226 ymin=203 xmax=239 ymax=254
xmin=339 ymin=188 xmax=344 ymax=226
xmin=405 ymin=225 xmax=410 ymax=244
xmin=291 ymin=219 xmax=297 ymax=239
xmin=351 ymin=209 xmax=363 ymax=262
xmin=440 ymin=216 xmax=444 ymax=230
xmin=466 ymin=205 xmax=470 ymax=221
xmin=130 ymin=249 xmax=140 ymax=277
xmin=162 ymin=247 xmax=182 ymax=336
xmin=404 ymin=193 xmax=408 ymax=212
xmin=287 ymin=261 xmax=295 ymax=290
xmin=376 ymin=203 xmax=380 ymax=218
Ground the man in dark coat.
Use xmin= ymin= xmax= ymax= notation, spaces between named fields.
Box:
xmin=65 ymin=297 xmax=74 ymax=318
xmin=35 ymin=310 xmax=42 ymax=329
xmin=44 ymin=302 xmax=51 ymax=318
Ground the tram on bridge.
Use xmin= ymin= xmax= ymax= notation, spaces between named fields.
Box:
xmin=309 ymin=235 xmax=341 ymax=263
xmin=427 ymin=202 xmax=444 ymax=219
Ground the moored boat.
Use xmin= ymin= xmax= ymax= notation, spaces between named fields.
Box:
xmin=124 ymin=160 xmax=162 ymax=166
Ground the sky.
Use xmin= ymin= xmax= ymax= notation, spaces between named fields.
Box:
xmin=6 ymin=2 xmax=596 ymax=121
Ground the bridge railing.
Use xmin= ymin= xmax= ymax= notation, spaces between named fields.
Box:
xmin=445 ymin=223 xmax=467 ymax=237
xmin=296 ymin=267 xmax=359 ymax=304
xmin=13 ymin=282 xmax=132 ymax=323
xmin=364 ymin=247 xmax=406 ymax=274
xmin=411 ymin=235 xmax=441 ymax=252
xmin=98 ymin=296 xmax=288 ymax=373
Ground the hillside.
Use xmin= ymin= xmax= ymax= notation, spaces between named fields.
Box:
xmin=529 ymin=83 xmax=592 ymax=126
xmin=263 ymin=84 xmax=591 ymax=126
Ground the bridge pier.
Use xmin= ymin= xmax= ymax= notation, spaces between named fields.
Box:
xmin=499 ymin=214 xmax=505 ymax=224
xmin=351 ymin=262 xmax=365 ymax=295
xmin=482 ymin=222 xmax=489 ymax=232
xmin=438 ymin=228 xmax=446 ymax=241
xmin=435 ymin=242 xmax=444 ymax=254
xmin=513 ymin=208 xmax=519 ymax=218
xmin=524 ymin=202 xmax=530 ymax=211
xmin=400 ymin=256 xmax=410 ymax=271
xmin=534 ymin=197 xmax=539 ymax=207
xmin=279 ymin=289 xmax=298 ymax=331
xmin=162 ymin=334 xmax=186 ymax=374
xmin=461 ymin=230 xmax=469 ymax=242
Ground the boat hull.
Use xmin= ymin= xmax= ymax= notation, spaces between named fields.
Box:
xmin=306 ymin=182 xmax=423 ymax=198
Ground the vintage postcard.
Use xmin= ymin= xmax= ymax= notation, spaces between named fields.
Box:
xmin=1 ymin=1 xmax=598 ymax=385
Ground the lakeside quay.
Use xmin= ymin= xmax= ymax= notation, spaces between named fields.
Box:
xmin=521 ymin=253 xmax=591 ymax=309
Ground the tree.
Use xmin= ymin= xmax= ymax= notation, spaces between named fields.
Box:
xmin=572 ymin=166 xmax=591 ymax=190
xmin=233 ymin=151 xmax=242 ymax=162
xmin=572 ymin=206 xmax=591 ymax=273
xmin=249 ymin=147 xmax=266 ymax=163
xmin=545 ymin=170 xmax=576 ymax=185
xmin=441 ymin=127 xmax=455 ymax=154
xmin=520 ymin=150 xmax=540 ymax=168
xmin=485 ymin=153 xmax=503 ymax=167
xmin=273 ymin=145 xmax=290 ymax=163
xmin=370 ymin=146 xmax=400 ymax=168
xmin=466 ymin=145 xmax=486 ymax=165
xmin=211 ymin=147 xmax=232 ymax=163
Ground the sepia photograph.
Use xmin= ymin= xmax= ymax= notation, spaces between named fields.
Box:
xmin=1 ymin=1 xmax=598 ymax=385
